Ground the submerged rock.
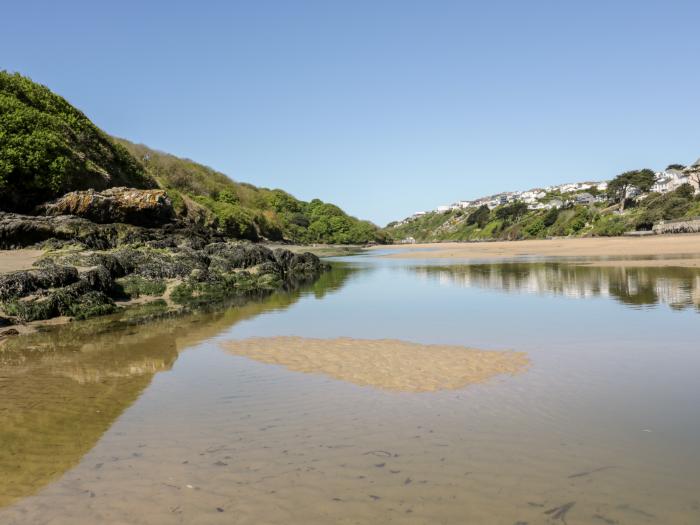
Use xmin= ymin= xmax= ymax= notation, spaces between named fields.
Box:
xmin=38 ymin=187 xmax=175 ymax=227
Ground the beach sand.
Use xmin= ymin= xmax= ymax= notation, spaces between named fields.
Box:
xmin=223 ymin=336 xmax=528 ymax=393
xmin=377 ymin=234 xmax=700 ymax=267
xmin=0 ymin=249 xmax=44 ymax=273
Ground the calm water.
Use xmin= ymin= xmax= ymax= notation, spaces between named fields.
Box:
xmin=1 ymin=254 xmax=699 ymax=524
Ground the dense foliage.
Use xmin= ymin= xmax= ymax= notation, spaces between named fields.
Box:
xmin=607 ymin=169 xmax=655 ymax=209
xmin=0 ymin=71 xmax=153 ymax=211
xmin=116 ymin=139 xmax=385 ymax=244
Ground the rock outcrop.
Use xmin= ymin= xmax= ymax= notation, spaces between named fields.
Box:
xmin=38 ymin=187 xmax=175 ymax=227
xmin=0 ymin=243 xmax=327 ymax=324
xmin=0 ymin=211 xmax=218 ymax=250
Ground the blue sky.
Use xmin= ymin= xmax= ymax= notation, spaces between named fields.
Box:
xmin=3 ymin=1 xmax=699 ymax=225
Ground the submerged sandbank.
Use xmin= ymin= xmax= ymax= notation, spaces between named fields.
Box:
xmin=223 ymin=336 xmax=528 ymax=392
xmin=377 ymin=235 xmax=700 ymax=267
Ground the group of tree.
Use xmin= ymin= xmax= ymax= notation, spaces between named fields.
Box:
xmin=607 ymin=169 xmax=655 ymax=211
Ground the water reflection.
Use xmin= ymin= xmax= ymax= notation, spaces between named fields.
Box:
xmin=0 ymin=263 xmax=356 ymax=508
xmin=412 ymin=263 xmax=700 ymax=311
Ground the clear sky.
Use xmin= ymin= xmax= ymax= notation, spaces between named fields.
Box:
xmin=2 ymin=1 xmax=699 ymax=225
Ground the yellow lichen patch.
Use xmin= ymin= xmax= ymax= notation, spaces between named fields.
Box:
xmin=223 ymin=337 xmax=529 ymax=392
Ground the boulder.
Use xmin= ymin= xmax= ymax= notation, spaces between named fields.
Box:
xmin=0 ymin=265 xmax=79 ymax=301
xmin=39 ymin=187 xmax=175 ymax=227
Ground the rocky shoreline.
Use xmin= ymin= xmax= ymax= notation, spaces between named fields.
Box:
xmin=0 ymin=188 xmax=328 ymax=340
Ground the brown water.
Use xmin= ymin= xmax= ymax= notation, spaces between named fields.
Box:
xmin=0 ymin=257 xmax=699 ymax=524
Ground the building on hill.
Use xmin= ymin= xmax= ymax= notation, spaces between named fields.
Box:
xmin=574 ymin=192 xmax=596 ymax=205
xmin=651 ymin=169 xmax=696 ymax=194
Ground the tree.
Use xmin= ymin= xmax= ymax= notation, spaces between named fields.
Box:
xmin=466 ymin=205 xmax=490 ymax=228
xmin=675 ymin=183 xmax=695 ymax=200
xmin=543 ymin=206 xmax=559 ymax=227
xmin=607 ymin=169 xmax=655 ymax=211
xmin=495 ymin=201 xmax=528 ymax=222
xmin=666 ymin=164 xmax=686 ymax=171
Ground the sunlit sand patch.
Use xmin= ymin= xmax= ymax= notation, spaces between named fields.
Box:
xmin=223 ymin=336 xmax=529 ymax=392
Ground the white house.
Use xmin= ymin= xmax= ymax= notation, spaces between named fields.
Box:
xmin=651 ymin=169 xmax=691 ymax=194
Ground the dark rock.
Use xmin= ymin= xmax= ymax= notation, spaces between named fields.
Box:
xmin=273 ymin=249 xmax=325 ymax=277
xmin=0 ymin=265 xmax=79 ymax=301
xmin=82 ymin=253 xmax=128 ymax=278
xmin=0 ymin=212 xmax=109 ymax=249
xmin=80 ymin=265 xmax=113 ymax=293
xmin=204 ymin=242 xmax=276 ymax=271
xmin=3 ymin=280 xmax=116 ymax=322
xmin=111 ymin=247 xmax=209 ymax=280
xmin=0 ymin=212 xmax=217 ymax=250
xmin=38 ymin=187 xmax=175 ymax=227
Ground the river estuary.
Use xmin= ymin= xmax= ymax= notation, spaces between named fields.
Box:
xmin=1 ymin=251 xmax=699 ymax=524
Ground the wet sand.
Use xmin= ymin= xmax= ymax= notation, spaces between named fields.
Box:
xmin=0 ymin=249 xmax=44 ymax=273
xmin=223 ymin=336 xmax=528 ymax=392
xmin=378 ymin=235 xmax=700 ymax=267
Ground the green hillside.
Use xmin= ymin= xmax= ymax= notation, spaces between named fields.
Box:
xmin=387 ymin=181 xmax=700 ymax=243
xmin=115 ymin=138 xmax=386 ymax=243
xmin=0 ymin=71 xmax=384 ymax=244
xmin=0 ymin=71 xmax=153 ymax=212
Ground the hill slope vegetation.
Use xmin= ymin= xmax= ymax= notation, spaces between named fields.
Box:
xmin=387 ymin=178 xmax=700 ymax=242
xmin=0 ymin=71 xmax=153 ymax=212
xmin=115 ymin=139 xmax=385 ymax=244
xmin=0 ymin=71 xmax=384 ymax=244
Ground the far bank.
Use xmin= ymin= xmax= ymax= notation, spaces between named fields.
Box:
xmin=376 ymin=234 xmax=700 ymax=268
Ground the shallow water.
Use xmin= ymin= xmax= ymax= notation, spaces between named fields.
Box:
xmin=1 ymin=255 xmax=699 ymax=524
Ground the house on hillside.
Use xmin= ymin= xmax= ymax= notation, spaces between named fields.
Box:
xmin=651 ymin=169 xmax=692 ymax=194
xmin=545 ymin=199 xmax=563 ymax=209
xmin=575 ymin=192 xmax=596 ymax=205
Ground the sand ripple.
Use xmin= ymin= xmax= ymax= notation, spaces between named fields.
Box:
xmin=223 ymin=336 xmax=528 ymax=392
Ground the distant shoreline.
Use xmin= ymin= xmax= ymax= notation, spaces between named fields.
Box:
xmin=376 ymin=233 xmax=700 ymax=268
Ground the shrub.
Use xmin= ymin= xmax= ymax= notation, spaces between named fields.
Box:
xmin=0 ymin=71 xmax=152 ymax=212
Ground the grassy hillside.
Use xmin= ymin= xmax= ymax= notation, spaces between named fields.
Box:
xmin=115 ymin=139 xmax=386 ymax=244
xmin=0 ymin=71 xmax=384 ymax=244
xmin=0 ymin=71 xmax=153 ymax=212
xmin=387 ymin=184 xmax=700 ymax=242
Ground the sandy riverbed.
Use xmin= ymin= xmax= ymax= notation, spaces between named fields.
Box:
xmin=376 ymin=235 xmax=700 ymax=267
xmin=223 ymin=336 xmax=528 ymax=393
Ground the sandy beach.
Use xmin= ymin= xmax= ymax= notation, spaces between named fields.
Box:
xmin=377 ymin=234 xmax=700 ymax=267
xmin=223 ymin=336 xmax=528 ymax=393
xmin=0 ymin=250 xmax=44 ymax=273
